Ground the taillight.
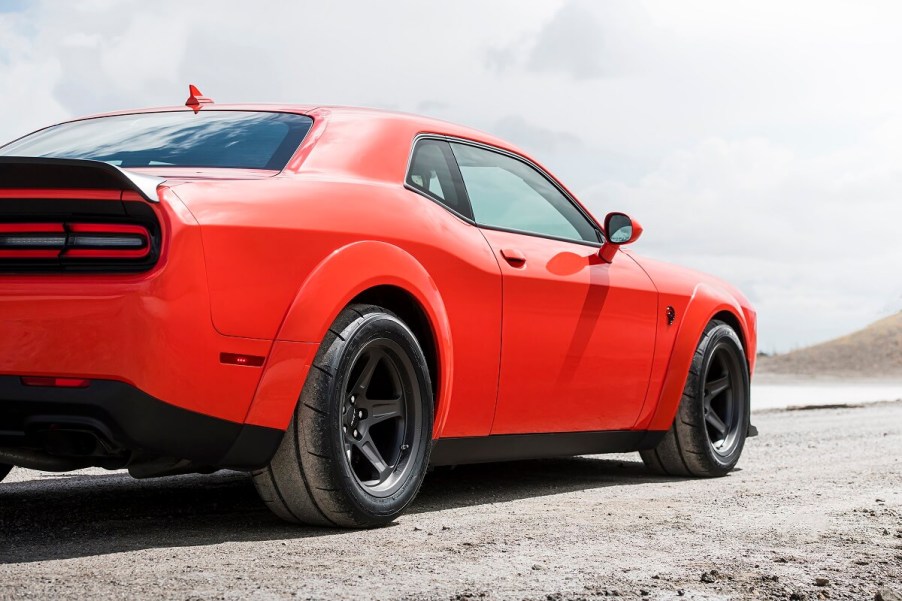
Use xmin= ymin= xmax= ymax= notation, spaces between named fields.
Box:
xmin=0 ymin=222 xmax=151 ymax=262
xmin=0 ymin=223 xmax=66 ymax=258
xmin=65 ymin=223 xmax=150 ymax=259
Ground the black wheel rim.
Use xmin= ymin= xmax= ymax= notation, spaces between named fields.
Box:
xmin=341 ymin=338 xmax=421 ymax=498
xmin=702 ymin=342 xmax=746 ymax=458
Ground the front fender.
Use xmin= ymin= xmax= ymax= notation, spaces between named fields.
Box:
xmin=641 ymin=282 xmax=751 ymax=431
xmin=244 ymin=241 xmax=454 ymax=432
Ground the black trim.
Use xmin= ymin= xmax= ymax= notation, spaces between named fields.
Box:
xmin=403 ymin=183 xmax=476 ymax=225
xmin=429 ymin=430 xmax=667 ymax=466
xmin=408 ymin=134 xmax=605 ymax=242
xmin=404 ymin=138 xmax=476 ymax=221
xmin=0 ymin=376 xmax=282 ymax=470
xmin=477 ymin=222 xmax=604 ymax=249
xmin=0 ymin=157 xmax=158 ymax=202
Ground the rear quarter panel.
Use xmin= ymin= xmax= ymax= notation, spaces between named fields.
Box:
xmin=170 ymin=176 xmax=503 ymax=437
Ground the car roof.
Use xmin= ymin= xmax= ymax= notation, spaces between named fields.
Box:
xmin=73 ymin=103 xmax=528 ymax=159
xmin=32 ymin=103 xmax=575 ymax=200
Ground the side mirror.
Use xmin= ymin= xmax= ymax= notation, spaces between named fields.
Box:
xmin=599 ymin=212 xmax=642 ymax=263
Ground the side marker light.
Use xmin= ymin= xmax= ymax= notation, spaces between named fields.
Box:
xmin=220 ymin=353 xmax=265 ymax=367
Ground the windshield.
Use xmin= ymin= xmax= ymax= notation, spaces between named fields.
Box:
xmin=0 ymin=111 xmax=314 ymax=170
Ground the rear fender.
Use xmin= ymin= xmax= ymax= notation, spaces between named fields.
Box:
xmin=643 ymin=283 xmax=751 ymax=431
xmin=245 ymin=241 xmax=454 ymax=433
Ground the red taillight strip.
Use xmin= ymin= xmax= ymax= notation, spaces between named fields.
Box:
xmin=0 ymin=249 xmax=61 ymax=258
xmin=64 ymin=247 xmax=150 ymax=258
xmin=68 ymin=223 xmax=148 ymax=235
xmin=0 ymin=189 xmax=123 ymax=201
xmin=0 ymin=222 xmax=151 ymax=260
xmin=0 ymin=223 xmax=66 ymax=258
xmin=0 ymin=223 xmax=65 ymax=233
xmin=65 ymin=222 xmax=150 ymax=259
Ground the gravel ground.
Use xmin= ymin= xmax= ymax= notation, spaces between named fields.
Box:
xmin=1 ymin=401 xmax=900 ymax=601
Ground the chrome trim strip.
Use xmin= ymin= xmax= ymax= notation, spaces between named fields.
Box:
xmin=117 ymin=168 xmax=163 ymax=203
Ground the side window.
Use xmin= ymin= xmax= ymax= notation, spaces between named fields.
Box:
xmin=449 ymin=142 xmax=598 ymax=243
xmin=406 ymin=139 xmax=473 ymax=219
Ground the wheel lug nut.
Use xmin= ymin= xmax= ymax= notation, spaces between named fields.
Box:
xmin=350 ymin=395 xmax=356 ymax=405
xmin=358 ymin=410 xmax=364 ymax=418
xmin=353 ymin=429 xmax=359 ymax=438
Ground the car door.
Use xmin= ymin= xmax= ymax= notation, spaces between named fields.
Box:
xmin=448 ymin=141 xmax=658 ymax=435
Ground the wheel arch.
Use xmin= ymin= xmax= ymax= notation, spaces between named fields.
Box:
xmin=710 ymin=309 xmax=749 ymax=365
xmin=644 ymin=283 xmax=753 ymax=431
xmin=268 ymin=240 xmax=454 ymax=436
xmin=350 ymin=284 xmax=439 ymax=408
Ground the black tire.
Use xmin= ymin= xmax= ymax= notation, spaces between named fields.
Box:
xmin=641 ymin=320 xmax=750 ymax=477
xmin=253 ymin=303 xmax=434 ymax=527
xmin=0 ymin=464 xmax=10 ymax=483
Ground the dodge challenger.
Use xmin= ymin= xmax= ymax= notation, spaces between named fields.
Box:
xmin=0 ymin=87 xmax=756 ymax=527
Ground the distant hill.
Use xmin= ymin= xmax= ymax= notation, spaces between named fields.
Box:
xmin=757 ymin=312 xmax=902 ymax=377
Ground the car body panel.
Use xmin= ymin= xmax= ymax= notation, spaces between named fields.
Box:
xmin=480 ymin=228 xmax=658 ymax=434
xmin=628 ymin=255 xmax=757 ymax=431
xmin=0 ymin=103 xmax=757 ymax=471
xmin=169 ymin=176 xmax=503 ymax=437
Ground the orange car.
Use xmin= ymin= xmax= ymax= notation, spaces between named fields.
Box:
xmin=0 ymin=89 xmax=757 ymax=526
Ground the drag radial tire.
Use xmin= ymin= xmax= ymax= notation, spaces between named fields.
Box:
xmin=253 ymin=304 xmax=434 ymax=527
xmin=640 ymin=320 xmax=750 ymax=477
xmin=0 ymin=464 xmax=10 ymax=482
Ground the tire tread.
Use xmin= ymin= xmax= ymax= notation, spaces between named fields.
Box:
xmin=253 ymin=303 xmax=432 ymax=528
xmin=640 ymin=320 xmax=750 ymax=478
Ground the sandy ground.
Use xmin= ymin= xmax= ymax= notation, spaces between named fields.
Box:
xmin=1 ymin=401 xmax=901 ymax=601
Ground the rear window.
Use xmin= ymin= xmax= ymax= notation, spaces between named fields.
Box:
xmin=0 ymin=111 xmax=314 ymax=170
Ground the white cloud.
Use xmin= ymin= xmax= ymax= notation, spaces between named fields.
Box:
xmin=583 ymin=125 xmax=902 ymax=351
xmin=1 ymin=0 xmax=901 ymax=351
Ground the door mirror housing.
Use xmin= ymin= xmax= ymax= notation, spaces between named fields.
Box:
xmin=599 ymin=212 xmax=642 ymax=263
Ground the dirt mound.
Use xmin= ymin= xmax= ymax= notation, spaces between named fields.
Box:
xmin=757 ymin=312 xmax=902 ymax=377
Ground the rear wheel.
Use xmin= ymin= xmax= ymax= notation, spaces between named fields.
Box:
xmin=641 ymin=320 xmax=750 ymax=477
xmin=253 ymin=304 xmax=433 ymax=527
xmin=0 ymin=464 xmax=10 ymax=482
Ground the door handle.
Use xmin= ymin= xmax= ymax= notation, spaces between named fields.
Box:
xmin=500 ymin=248 xmax=526 ymax=267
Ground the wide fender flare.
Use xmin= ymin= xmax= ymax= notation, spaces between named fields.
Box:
xmin=274 ymin=240 xmax=454 ymax=434
xmin=646 ymin=282 xmax=751 ymax=431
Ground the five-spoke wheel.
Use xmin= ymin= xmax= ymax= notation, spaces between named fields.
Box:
xmin=253 ymin=304 xmax=433 ymax=527
xmin=341 ymin=341 xmax=422 ymax=497
xmin=702 ymin=343 xmax=746 ymax=459
xmin=640 ymin=320 xmax=750 ymax=477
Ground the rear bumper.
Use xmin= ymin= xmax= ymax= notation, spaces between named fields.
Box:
xmin=0 ymin=198 xmax=265 ymax=425
xmin=0 ymin=375 xmax=282 ymax=469
xmin=1 ymin=190 xmax=320 ymax=467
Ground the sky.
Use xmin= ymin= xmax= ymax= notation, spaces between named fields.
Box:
xmin=1 ymin=0 xmax=900 ymax=352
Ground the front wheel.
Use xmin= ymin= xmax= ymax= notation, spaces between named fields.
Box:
xmin=253 ymin=304 xmax=434 ymax=527
xmin=641 ymin=320 xmax=750 ymax=477
xmin=0 ymin=464 xmax=10 ymax=483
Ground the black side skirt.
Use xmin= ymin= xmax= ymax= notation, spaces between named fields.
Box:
xmin=430 ymin=429 xmax=667 ymax=466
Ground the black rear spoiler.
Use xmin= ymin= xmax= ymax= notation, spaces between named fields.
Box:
xmin=0 ymin=157 xmax=163 ymax=203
